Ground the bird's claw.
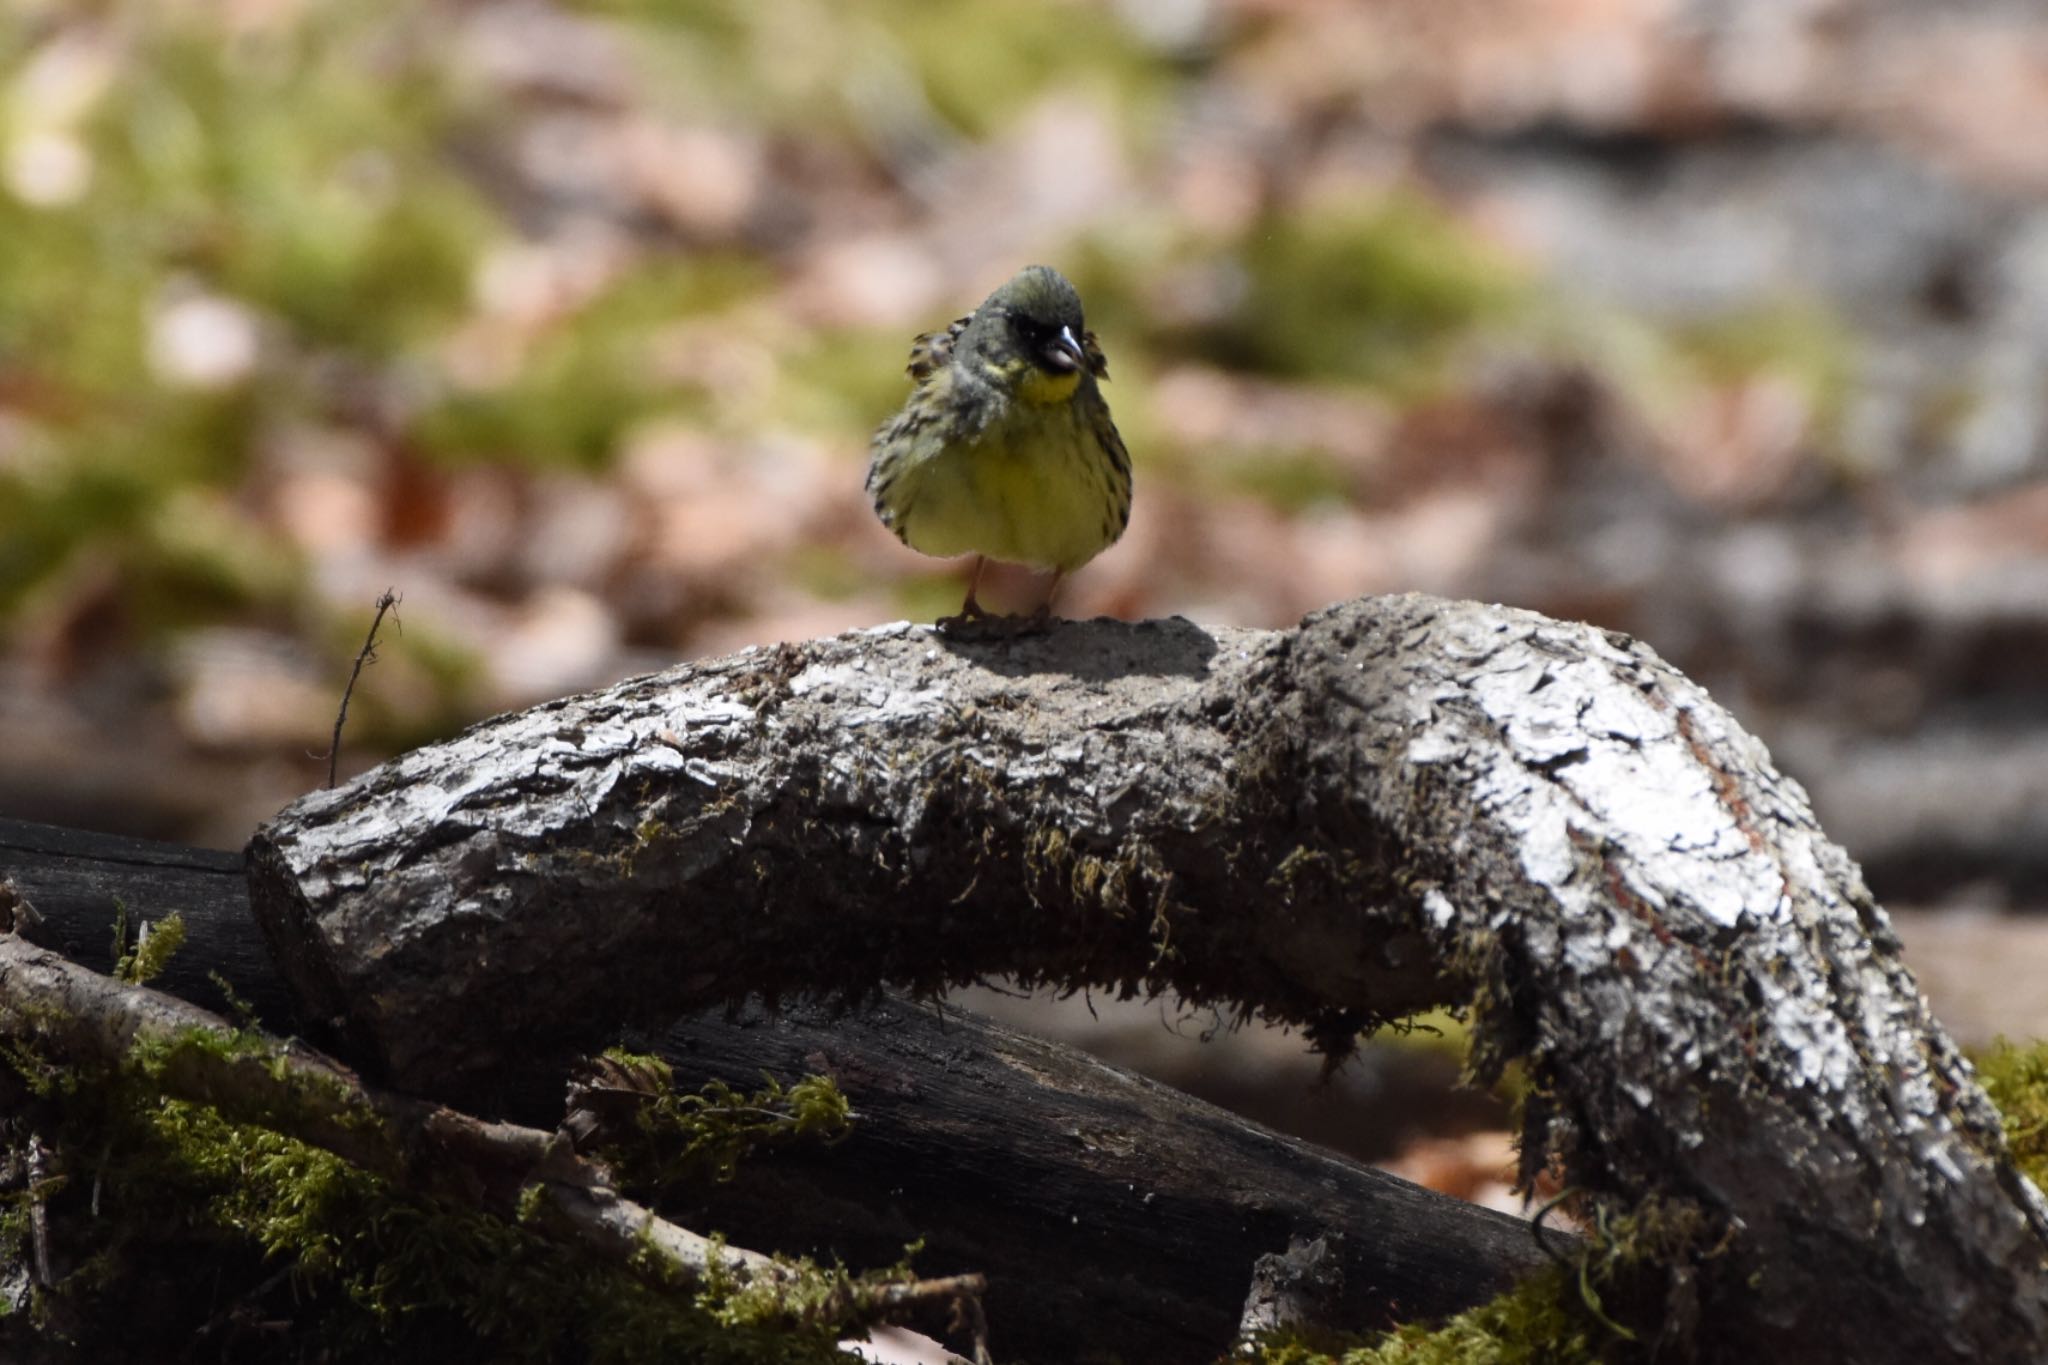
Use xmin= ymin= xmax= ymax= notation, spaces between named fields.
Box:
xmin=936 ymin=608 xmax=1059 ymax=640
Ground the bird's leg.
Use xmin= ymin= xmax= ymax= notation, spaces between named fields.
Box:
xmin=1016 ymin=569 xmax=1066 ymax=634
xmin=961 ymin=556 xmax=989 ymax=619
xmin=938 ymin=557 xmax=992 ymax=634
xmin=1038 ymin=570 xmax=1066 ymax=616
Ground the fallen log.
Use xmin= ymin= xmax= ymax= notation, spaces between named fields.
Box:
xmin=241 ymin=594 xmax=2048 ymax=1362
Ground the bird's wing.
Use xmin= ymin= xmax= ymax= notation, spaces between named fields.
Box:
xmin=906 ymin=315 xmax=972 ymax=382
xmin=1082 ymin=329 xmax=1110 ymax=381
xmin=1092 ymin=400 xmax=1133 ymax=489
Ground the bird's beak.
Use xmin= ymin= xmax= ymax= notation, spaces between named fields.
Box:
xmin=1042 ymin=325 xmax=1085 ymax=374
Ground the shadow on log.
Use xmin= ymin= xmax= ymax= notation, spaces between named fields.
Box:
xmin=241 ymin=593 xmax=2048 ymax=1363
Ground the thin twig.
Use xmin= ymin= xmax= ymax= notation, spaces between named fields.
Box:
xmin=323 ymin=589 xmax=400 ymax=789
xmin=26 ymin=1132 xmax=55 ymax=1287
xmin=953 ymin=1282 xmax=994 ymax=1365
xmin=866 ymin=1273 xmax=989 ymax=1314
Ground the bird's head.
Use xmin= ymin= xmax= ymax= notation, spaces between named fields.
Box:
xmin=964 ymin=265 xmax=1101 ymax=405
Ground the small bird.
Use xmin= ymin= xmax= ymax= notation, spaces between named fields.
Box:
xmin=866 ymin=265 xmax=1132 ymax=626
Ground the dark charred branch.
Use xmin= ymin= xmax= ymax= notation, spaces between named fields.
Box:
xmin=0 ymin=819 xmax=288 ymax=1025
xmin=243 ymin=594 xmax=2048 ymax=1363
xmin=645 ymin=996 xmax=1544 ymax=1360
xmin=0 ymin=815 xmax=1550 ymax=1361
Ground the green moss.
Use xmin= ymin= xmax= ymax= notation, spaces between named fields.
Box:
xmin=1023 ymin=823 xmax=1154 ymax=923
xmin=579 ymin=0 xmax=1164 ymax=138
xmin=871 ymin=0 xmax=1165 ymax=138
xmin=589 ymin=1049 xmax=852 ymax=1193
xmin=0 ymin=447 xmax=300 ymax=632
xmin=1215 ymin=448 xmax=1357 ymax=513
xmin=126 ymin=1025 xmax=395 ymax=1161
xmin=781 ymin=327 xmax=923 ymax=438
xmin=1672 ymin=298 xmax=1857 ymax=441
xmin=115 ymin=912 xmax=187 ymax=986
xmin=1267 ymin=844 xmax=1337 ymax=896
xmin=1256 ymin=1264 xmax=1598 ymax=1364
xmin=784 ymin=544 xmax=871 ymax=603
xmin=1 ymin=1026 xmax=895 ymax=1361
xmin=1251 ymin=1198 xmax=1711 ymax=1365
xmin=1375 ymin=1004 xmax=1476 ymax=1070
xmin=0 ymin=1193 xmax=29 ymax=1316
xmin=123 ymin=1096 xmax=859 ymax=1363
xmin=415 ymin=257 xmax=764 ymax=472
xmin=1197 ymin=195 xmax=1527 ymax=390
xmin=1976 ymin=1038 xmax=2048 ymax=1191
xmin=0 ymin=0 xmax=493 ymax=634
xmin=93 ymin=7 xmax=493 ymax=355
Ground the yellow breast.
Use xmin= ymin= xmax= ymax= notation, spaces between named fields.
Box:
xmin=888 ymin=397 xmax=1123 ymax=573
xmin=1015 ymin=366 xmax=1081 ymax=406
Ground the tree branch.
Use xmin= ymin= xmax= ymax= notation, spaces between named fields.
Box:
xmin=244 ymin=594 xmax=2048 ymax=1362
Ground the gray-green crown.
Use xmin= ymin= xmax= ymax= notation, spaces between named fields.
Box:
xmin=981 ymin=265 xmax=1085 ymax=332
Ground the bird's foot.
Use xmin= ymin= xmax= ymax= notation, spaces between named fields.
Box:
xmin=1009 ymin=604 xmax=1061 ymax=637
xmin=937 ymin=609 xmax=1061 ymax=641
xmin=937 ymin=596 xmax=994 ymax=636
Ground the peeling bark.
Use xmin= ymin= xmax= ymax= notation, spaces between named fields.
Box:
xmin=246 ymin=594 xmax=2048 ymax=1362
xmin=1237 ymin=1234 xmax=1346 ymax=1343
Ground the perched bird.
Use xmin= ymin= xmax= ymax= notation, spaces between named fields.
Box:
xmin=866 ymin=265 xmax=1132 ymax=624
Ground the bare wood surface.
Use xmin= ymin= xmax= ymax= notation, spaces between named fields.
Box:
xmin=246 ymin=594 xmax=2048 ymax=1363
xmin=1 ymin=815 xmax=1550 ymax=1361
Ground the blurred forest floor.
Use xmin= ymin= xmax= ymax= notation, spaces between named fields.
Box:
xmin=4 ymin=0 xmax=2047 ymax=1179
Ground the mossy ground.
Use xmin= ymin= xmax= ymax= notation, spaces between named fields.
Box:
xmin=1975 ymin=1037 xmax=2048 ymax=1191
xmin=1248 ymin=1196 xmax=1719 ymax=1365
xmin=1248 ymin=1036 xmax=2048 ymax=1365
xmin=1254 ymin=1264 xmax=1601 ymax=1365
xmin=0 ymin=1002 xmax=887 ymax=1363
